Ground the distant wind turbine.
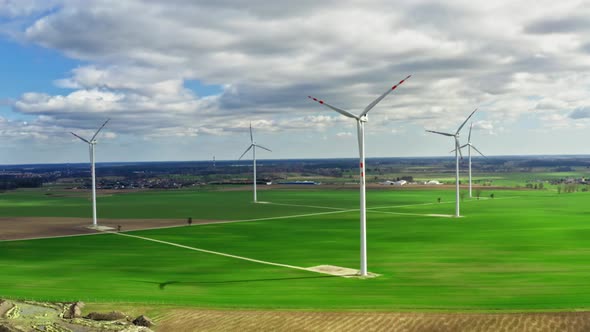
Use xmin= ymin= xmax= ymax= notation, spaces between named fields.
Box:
xmin=459 ymin=123 xmax=485 ymax=198
xmin=426 ymin=109 xmax=477 ymax=217
xmin=308 ymin=75 xmax=411 ymax=277
xmin=71 ymin=119 xmax=110 ymax=228
xmin=239 ymin=123 xmax=271 ymax=203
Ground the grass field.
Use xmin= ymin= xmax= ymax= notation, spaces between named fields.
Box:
xmin=1 ymin=186 xmax=590 ymax=311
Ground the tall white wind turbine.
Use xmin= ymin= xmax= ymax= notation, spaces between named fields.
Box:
xmin=71 ymin=119 xmax=110 ymax=228
xmin=460 ymin=123 xmax=485 ymax=198
xmin=308 ymin=75 xmax=411 ymax=277
xmin=239 ymin=123 xmax=271 ymax=203
xmin=426 ymin=110 xmax=477 ymax=217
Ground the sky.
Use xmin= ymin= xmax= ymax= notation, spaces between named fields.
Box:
xmin=1 ymin=0 xmax=589 ymax=164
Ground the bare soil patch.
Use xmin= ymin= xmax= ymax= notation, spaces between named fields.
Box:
xmin=156 ymin=309 xmax=590 ymax=332
xmin=0 ymin=217 xmax=223 ymax=241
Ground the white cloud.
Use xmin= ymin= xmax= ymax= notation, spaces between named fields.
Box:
xmin=2 ymin=0 xmax=590 ymax=160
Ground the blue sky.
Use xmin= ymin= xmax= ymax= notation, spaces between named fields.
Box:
xmin=0 ymin=39 xmax=75 ymax=117
xmin=1 ymin=0 xmax=589 ymax=164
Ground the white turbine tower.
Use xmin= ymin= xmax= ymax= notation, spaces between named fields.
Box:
xmin=71 ymin=119 xmax=110 ymax=228
xmin=308 ymin=75 xmax=411 ymax=277
xmin=426 ymin=109 xmax=477 ymax=218
xmin=460 ymin=123 xmax=485 ymax=198
xmin=239 ymin=123 xmax=271 ymax=203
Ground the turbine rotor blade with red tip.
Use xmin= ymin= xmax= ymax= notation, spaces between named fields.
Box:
xmin=308 ymin=96 xmax=358 ymax=119
xmin=360 ymin=75 xmax=411 ymax=117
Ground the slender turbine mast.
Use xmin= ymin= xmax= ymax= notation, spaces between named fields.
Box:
xmin=239 ymin=123 xmax=271 ymax=203
xmin=71 ymin=119 xmax=110 ymax=227
xmin=308 ymin=75 xmax=411 ymax=276
xmin=460 ymin=123 xmax=486 ymax=198
xmin=426 ymin=110 xmax=477 ymax=217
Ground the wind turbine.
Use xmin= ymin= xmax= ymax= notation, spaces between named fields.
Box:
xmin=239 ymin=123 xmax=271 ymax=203
xmin=459 ymin=123 xmax=485 ymax=198
xmin=426 ymin=109 xmax=477 ymax=217
xmin=71 ymin=119 xmax=110 ymax=228
xmin=308 ymin=75 xmax=411 ymax=277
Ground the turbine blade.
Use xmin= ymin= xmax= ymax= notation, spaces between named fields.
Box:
xmin=468 ymin=122 xmax=473 ymax=142
xmin=471 ymin=145 xmax=486 ymax=157
xmin=460 ymin=144 xmax=469 ymax=148
xmin=456 ymin=109 xmax=477 ymax=135
xmin=308 ymin=96 xmax=358 ymax=119
xmin=456 ymin=138 xmax=463 ymax=160
xmin=425 ymin=130 xmax=455 ymax=137
xmin=238 ymin=144 xmax=253 ymax=160
xmin=360 ymin=75 xmax=411 ymax=117
xmin=249 ymin=122 xmax=253 ymax=143
xmin=255 ymin=144 xmax=271 ymax=152
xmin=88 ymin=145 xmax=93 ymax=163
xmin=450 ymin=144 xmax=468 ymax=153
xmin=90 ymin=119 xmax=110 ymax=141
xmin=71 ymin=132 xmax=90 ymax=144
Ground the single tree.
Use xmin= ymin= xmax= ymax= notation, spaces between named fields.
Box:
xmin=188 ymin=217 xmax=193 ymax=226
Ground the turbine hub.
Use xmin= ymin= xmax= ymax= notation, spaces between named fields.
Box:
xmin=360 ymin=115 xmax=368 ymax=122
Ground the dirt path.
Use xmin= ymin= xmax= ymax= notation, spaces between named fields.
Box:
xmin=155 ymin=309 xmax=590 ymax=332
xmin=0 ymin=217 xmax=220 ymax=241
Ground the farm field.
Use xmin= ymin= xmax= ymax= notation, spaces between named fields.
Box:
xmin=1 ymin=185 xmax=590 ymax=313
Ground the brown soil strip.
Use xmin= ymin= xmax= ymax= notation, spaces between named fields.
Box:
xmin=155 ymin=309 xmax=590 ymax=332
xmin=0 ymin=217 xmax=222 ymax=241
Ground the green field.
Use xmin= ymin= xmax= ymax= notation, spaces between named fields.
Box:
xmin=1 ymin=186 xmax=590 ymax=311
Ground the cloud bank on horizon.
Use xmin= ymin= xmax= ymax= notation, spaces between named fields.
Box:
xmin=1 ymin=0 xmax=589 ymax=163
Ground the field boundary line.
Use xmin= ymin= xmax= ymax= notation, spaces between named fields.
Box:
xmin=112 ymin=232 xmax=350 ymax=277
xmin=0 ymin=231 xmax=110 ymax=243
xmin=261 ymin=202 xmax=348 ymax=211
xmin=120 ymin=209 xmax=360 ymax=232
xmin=369 ymin=210 xmax=454 ymax=218
xmin=368 ymin=196 xmax=520 ymax=211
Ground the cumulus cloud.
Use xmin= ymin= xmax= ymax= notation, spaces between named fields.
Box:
xmin=2 ymin=0 xmax=590 ymax=146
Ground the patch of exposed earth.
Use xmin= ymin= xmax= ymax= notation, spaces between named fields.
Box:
xmin=155 ymin=309 xmax=590 ymax=332
xmin=0 ymin=217 xmax=226 ymax=241
xmin=0 ymin=299 xmax=153 ymax=332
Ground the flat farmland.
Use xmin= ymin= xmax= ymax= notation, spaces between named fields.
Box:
xmin=1 ymin=186 xmax=590 ymax=312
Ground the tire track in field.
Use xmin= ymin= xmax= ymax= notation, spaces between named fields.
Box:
xmin=112 ymin=232 xmax=360 ymax=278
xmin=114 ymin=231 xmax=311 ymax=272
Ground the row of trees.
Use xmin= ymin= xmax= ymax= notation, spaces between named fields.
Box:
xmin=557 ymin=183 xmax=587 ymax=194
xmin=0 ymin=177 xmax=44 ymax=190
